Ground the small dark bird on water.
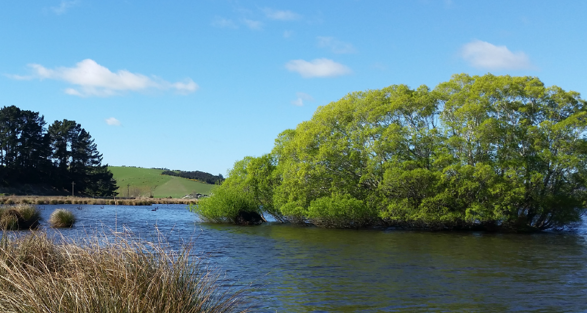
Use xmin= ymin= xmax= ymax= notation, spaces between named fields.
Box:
xmin=151 ymin=207 xmax=158 ymax=211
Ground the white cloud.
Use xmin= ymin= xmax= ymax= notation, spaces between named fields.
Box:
xmin=283 ymin=30 xmax=294 ymax=38
xmin=291 ymin=92 xmax=314 ymax=106
xmin=211 ymin=17 xmax=238 ymax=29
xmin=242 ymin=19 xmax=263 ymax=30
xmin=263 ymin=8 xmax=301 ymax=21
xmin=51 ymin=0 xmax=78 ymax=15
xmin=317 ymin=37 xmax=356 ymax=54
xmin=461 ymin=40 xmax=534 ymax=70
xmin=10 ymin=59 xmax=199 ymax=97
xmin=285 ymin=58 xmax=352 ymax=78
xmin=105 ymin=117 xmax=121 ymax=126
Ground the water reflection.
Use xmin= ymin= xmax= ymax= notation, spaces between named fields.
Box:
xmin=3 ymin=204 xmax=587 ymax=312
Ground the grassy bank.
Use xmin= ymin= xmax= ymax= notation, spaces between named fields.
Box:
xmin=0 ymin=231 xmax=248 ymax=313
xmin=0 ymin=196 xmax=197 ymax=206
xmin=109 ymin=166 xmax=214 ymax=198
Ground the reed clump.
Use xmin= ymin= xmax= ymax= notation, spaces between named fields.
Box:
xmin=49 ymin=209 xmax=76 ymax=228
xmin=0 ymin=231 xmax=249 ymax=313
xmin=0 ymin=204 xmax=41 ymax=230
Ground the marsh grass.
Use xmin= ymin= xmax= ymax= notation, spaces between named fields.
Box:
xmin=0 ymin=205 xmax=41 ymax=230
xmin=0 ymin=230 xmax=249 ymax=313
xmin=49 ymin=209 xmax=76 ymax=228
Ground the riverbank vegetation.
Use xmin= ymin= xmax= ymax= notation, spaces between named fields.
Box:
xmin=0 ymin=204 xmax=40 ymax=230
xmin=48 ymin=209 xmax=75 ymax=228
xmin=0 ymin=106 xmax=117 ymax=197
xmin=0 ymin=231 xmax=248 ymax=313
xmin=192 ymin=74 xmax=587 ymax=231
xmin=0 ymin=196 xmax=197 ymax=206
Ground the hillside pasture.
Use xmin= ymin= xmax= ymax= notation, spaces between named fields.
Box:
xmin=109 ymin=166 xmax=214 ymax=198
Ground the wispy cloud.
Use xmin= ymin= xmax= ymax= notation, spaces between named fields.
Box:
xmin=242 ymin=18 xmax=263 ymax=30
xmin=51 ymin=0 xmax=78 ymax=15
xmin=263 ymin=8 xmax=301 ymax=21
xmin=9 ymin=59 xmax=199 ymax=97
xmin=285 ymin=58 xmax=352 ymax=78
xmin=105 ymin=117 xmax=121 ymax=126
xmin=317 ymin=37 xmax=356 ymax=54
xmin=211 ymin=17 xmax=238 ymax=29
xmin=461 ymin=40 xmax=534 ymax=70
xmin=283 ymin=30 xmax=294 ymax=38
xmin=291 ymin=92 xmax=314 ymax=106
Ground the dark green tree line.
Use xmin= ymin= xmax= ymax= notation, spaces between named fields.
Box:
xmin=192 ymin=74 xmax=587 ymax=231
xmin=0 ymin=106 xmax=117 ymax=196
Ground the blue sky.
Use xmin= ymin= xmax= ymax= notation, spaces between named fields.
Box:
xmin=1 ymin=1 xmax=585 ymax=176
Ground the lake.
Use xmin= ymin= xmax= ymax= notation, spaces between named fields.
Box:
xmin=10 ymin=204 xmax=587 ymax=312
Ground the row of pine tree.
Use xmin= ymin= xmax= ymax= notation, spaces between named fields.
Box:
xmin=0 ymin=105 xmax=118 ymax=196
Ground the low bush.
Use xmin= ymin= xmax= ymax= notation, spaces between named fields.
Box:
xmin=0 ymin=231 xmax=249 ymax=313
xmin=190 ymin=186 xmax=259 ymax=224
xmin=49 ymin=209 xmax=76 ymax=228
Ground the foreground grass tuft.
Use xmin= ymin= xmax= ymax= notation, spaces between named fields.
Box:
xmin=0 ymin=204 xmax=41 ymax=230
xmin=0 ymin=231 xmax=249 ymax=313
xmin=49 ymin=209 xmax=76 ymax=228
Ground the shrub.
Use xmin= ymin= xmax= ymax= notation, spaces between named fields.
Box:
xmin=0 ymin=231 xmax=249 ymax=312
xmin=190 ymin=186 xmax=259 ymax=224
xmin=49 ymin=209 xmax=76 ymax=228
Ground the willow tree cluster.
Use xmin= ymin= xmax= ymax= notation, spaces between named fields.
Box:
xmin=193 ymin=74 xmax=587 ymax=231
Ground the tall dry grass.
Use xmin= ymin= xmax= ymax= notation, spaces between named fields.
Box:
xmin=0 ymin=231 xmax=249 ymax=313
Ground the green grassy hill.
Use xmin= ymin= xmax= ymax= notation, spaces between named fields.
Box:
xmin=108 ymin=166 xmax=215 ymax=198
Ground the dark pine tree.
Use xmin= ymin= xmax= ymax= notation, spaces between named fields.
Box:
xmin=48 ymin=119 xmax=117 ymax=196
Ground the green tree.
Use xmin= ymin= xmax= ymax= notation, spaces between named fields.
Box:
xmin=0 ymin=106 xmax=51 ymax=184
xmin=196 ymin=74 xmax=587 ymax=231
xmin=48 ymin=119 xmax=117 ymax=196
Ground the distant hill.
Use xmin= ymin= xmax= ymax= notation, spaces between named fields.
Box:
xmin=108 ymin=166 xmax=214 ymax=198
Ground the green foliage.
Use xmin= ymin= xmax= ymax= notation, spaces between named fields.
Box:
xmin=307 ymin=194 xmax=377 ymax=228
xmin=195 ymin=74 xmax=587 ymax=231
xmin=190 ymin=185 xmax=258 ymax=223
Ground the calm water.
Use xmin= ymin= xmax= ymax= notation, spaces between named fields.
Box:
xmin=10 ymin=204 xmax=587 ymax=312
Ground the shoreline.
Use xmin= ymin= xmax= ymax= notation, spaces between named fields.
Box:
xmin=0 ymin=195 xmax=197 ymax=206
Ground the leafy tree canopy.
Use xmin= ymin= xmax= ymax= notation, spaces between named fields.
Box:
xmin=192 ymin=74 xmax=587 ymax=231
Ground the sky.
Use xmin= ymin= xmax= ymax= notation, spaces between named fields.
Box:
xmin=1 ymin=1 xmax=586 ymax=176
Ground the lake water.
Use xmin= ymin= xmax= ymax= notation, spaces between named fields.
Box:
xmin=9 ymin=204 xmax=587 ymax=312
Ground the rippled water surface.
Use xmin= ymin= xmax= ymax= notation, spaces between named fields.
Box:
xmin=11 ymin=204 xmax=587 ymax=312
